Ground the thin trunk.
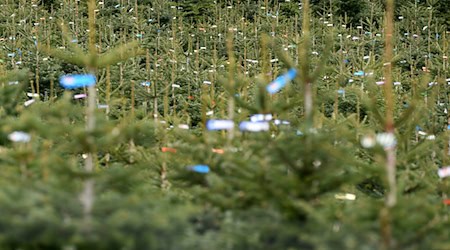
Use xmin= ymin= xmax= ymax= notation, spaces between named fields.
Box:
xmin=301 ymin=0 xmax=313 ymax=127
xmin=80 ymin=0 xmax=98 ymax=227
xmin=226 ymin=31 xmax=235 ymax=143
xmin=381 ymin=0 xmax=397 ymax=249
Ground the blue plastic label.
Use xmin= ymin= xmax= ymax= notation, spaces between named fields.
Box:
xmin=239 ymin=121 xmax=270 ymax=132
xmin=206 ymin=120 xmax=234 ymax=130
xmin=189 ymin=165 xmax=210 ymax=174
xmin=60 ymin=74 xmax=96 ymax=89
xmin=266 ymin=68 xmax=297 ymax=94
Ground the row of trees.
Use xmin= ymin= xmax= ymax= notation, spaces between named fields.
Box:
xmin=0 ymin=0 xmax=449 ymax=249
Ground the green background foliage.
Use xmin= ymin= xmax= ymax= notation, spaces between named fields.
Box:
xmin=0 ymin=0 xmax=449 ymax=249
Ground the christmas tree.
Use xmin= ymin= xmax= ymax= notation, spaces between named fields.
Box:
xmin=0 ymin=0 xmax=448 ymax=249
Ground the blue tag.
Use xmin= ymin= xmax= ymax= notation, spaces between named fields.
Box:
xmin=141 ymin=81 xmax=151 ymax=87
xmin=354 ymin=71 xmax=364 ymax=76
xmin=206 ymin=120 xmax=234 ymax=130
xmin=239 ymin=121 xmax=270 ymax=132
xmin=274 ymin=119 xmax=290 ymax=125
xmin=60 ymin=74 xmax=96 ymax=89
xmin=250 ymin=114 xmax=273 ymax=122
xmin=266 ymin=68 xmax=297 ymax=94
xmin=189 ymin=165 xmax=210 ymax=174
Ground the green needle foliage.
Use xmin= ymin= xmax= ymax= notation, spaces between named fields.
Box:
xmin=0 ymin=0 xmax=448 ymax=249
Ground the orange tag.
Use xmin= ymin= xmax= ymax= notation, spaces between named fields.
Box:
xmin=161 ymin=147 xmax=177 ymax=153
xmin=443 ymin=199 xmax=450 ymax=206
xmin=212 ymin=148 xmax=224 ymax=154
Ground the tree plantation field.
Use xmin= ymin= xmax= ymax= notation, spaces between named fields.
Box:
xmin=0 ymin=0 xmax=449 ymax=249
